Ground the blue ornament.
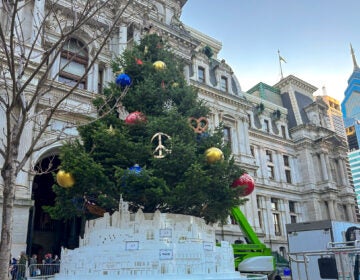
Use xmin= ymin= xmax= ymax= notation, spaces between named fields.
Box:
xmin=115 ymin=73 xmax=131 ymax=87
xmin=196 ymin=132 xmax=209 ymax=142
xmin=129 ymin=164 xmax=142 ymax=174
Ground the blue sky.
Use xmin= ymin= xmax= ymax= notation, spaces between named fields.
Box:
xmin=181 ymin=0 xmax=360 ymax=102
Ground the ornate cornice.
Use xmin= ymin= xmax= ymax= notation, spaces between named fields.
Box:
xmin=194 ymin=81 xmax=252 ymax=111
xmin=248 ymin=130 xmax=294 ymax=148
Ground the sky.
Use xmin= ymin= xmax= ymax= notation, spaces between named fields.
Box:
xmin=181 ymin=0 xmax=360 ymax=102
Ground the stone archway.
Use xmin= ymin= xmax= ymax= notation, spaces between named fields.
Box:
xmin=26 ymin=155 xmax=61 ymax=260
xmin=26 ymin=155 xmax=83 ymax=261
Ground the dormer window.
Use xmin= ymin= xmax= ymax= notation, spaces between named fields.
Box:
xmin=264 ymin=119 xmax=270 ymax=132
xmin=220 ymin=76 xmax=228 ymax=92
xmin=198 ymin=67 xmax=205 ymax=83
xmin=59 ymin=38 xmax=88 ymax=89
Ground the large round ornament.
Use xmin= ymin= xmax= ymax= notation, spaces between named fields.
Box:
xmin=125 ymin=111 xmax=146 ymax=125
xmin=153 ymin=60 xmax=166 ymax=70
xmin=115 ymin=73 xmax=131 ymax=87
xmin=56 ymin=170 xmax=75 ymax=188
xmin=231 ymin=173 xmax=255 ymax=196
xmin=205 ymin=147 xmax=224 ymax=164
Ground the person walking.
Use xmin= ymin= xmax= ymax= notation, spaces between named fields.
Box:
xmin=9 ymin=257 xmax=17 ymax=280
xmin=29 ymin=254 xmax=37 ymax=277
xmin=52 ymin=255 xmax=60 ymax=273
xmin=17 ymin=252 xmax=27 ymax=280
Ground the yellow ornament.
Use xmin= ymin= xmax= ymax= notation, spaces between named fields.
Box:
xmin=107 ymin=125 xmax=115 ymax=135
xmin=205 ymin=147 xmax=224 ymax=164
xmin=153 ymin=60 xmax=166 ymax=70
xmin=56 ymin=170 xmax=75 ymax=188
xmin=115 ymin=69 xmax=124 ymax=75
xmin=171 ymin=82 xmax=179 ymax=88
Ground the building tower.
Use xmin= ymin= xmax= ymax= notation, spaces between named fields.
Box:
xmin=342 ymin=44 xmax=360 ymax=207
xmin=317 ymin=87 xmax=347 ymax=140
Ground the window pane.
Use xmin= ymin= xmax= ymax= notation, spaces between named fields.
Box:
xmin=60 ymin=58 xmax=86 ymax=76
xmin=266 ymin=150 xmax=272 ymax=162
xmin=220 ymin=76 xmax=228 ymax=91
xmin=283 ymin=155 xmax=289 ymax=166
xmin=58 ymin=76 xmax=85 ymax=89
xmin=198 ymin=67 xmax=205 ymax=82
xmin=64 ymin=39 xmax=87 ymax=57
xmin=267 ymin=166 xmax=274 ymax=179
xmin=289 ymin=201 xmax=295 ymax=212
xmin=271 ymin=198 xmax=278 ymax=210
xmin=281 ymin=126 xmax=286 ymax=138
xmin=285 ymin=170 xmax=292 ymax=183
xmin=264 ymin=120 xmax=269 ymax=132
xmin=273 ymin=213 xmax=281 ymax=235
xmin=223 ymin=127 xmax=231 ymax=145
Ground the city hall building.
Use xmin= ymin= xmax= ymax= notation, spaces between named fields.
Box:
xmin=0 ymin=0 xmax=357 ymax=260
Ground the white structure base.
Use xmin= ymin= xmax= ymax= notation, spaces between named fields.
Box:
xmin=54 ymin=199 xmax=260 ymax=280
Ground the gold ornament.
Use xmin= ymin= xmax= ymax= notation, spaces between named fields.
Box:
xmin=115 ymin=69 xmax=124 ymax=75
xmin=107 ymin=125 xmax=115 ymax=135
xmin=153 ymin=60 xmax=166 ymax=70
xmin=205 ymin=147 xmax=224 ymax=164
xmin=56 ymin=170 xmax=75 ymax=188
xmin=151 ymin=132 xmax=172 ymax=158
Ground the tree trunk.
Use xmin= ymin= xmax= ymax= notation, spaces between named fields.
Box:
xmin=0 ymin=163 xmax=18 ymax=280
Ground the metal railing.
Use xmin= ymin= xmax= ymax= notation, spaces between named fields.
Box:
xmin=9 ymin=263 xmax=268 ymax=280
xmin=288 ymin=240 xmax=360 ymax=280
xmin=8 ymin=264 xmax=59 ymax=280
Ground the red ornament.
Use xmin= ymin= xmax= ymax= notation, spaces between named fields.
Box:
xmin=135 ymin=58 xmax=143 ymax=65
xmin=124 ymin=111 xmax=146 ymax=124
xmin=231 ymin=173 xmax=255 ymax=196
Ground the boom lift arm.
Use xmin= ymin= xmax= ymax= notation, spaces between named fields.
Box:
xmin=230 ymin=207 xmax=275 ymax=274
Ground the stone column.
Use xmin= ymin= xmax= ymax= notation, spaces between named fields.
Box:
xmin=278 ymin=153 xmax=286 ymax=182
xmin=89 ymin=62 xmax=99 ymax=93
xmin=32 ymin=0 xmax=45 ymax=47
xmin=263 ymin=197 xmax=273 ymax=237
xmin=324 ymin=154 xmax=333 ymax=181
xmin=319 ymin=153 xmax=329 ymax=181
xmin=328 ymin=200 xmax=336 ymax=220
xmin=258 ymin=147 xmax=267 ymax=179
xmin=242 ymin=117 xmax=251 ymax=155
xmin=235 ymin=117 xmax=247 ymax=155
xmin=119 ymin=23 xmax=128 ymax=55
xmin=345 ymin=204 xmax=355 ymax=222
xmin=133 ymin=25 xmax=141 ymax=44
xmin=183 ymin=65 xmax=190 ymax=84
xmin=273 ymin=151 xmax=280 ymax=181
xmin=340 ymin=159 xmax=349 ymax=185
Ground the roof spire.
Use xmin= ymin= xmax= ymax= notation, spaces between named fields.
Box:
xmin=350 ymin=43 xmax=359 ymax=70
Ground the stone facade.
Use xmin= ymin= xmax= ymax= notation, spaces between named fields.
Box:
xmin=0 ymin=0 xmax=357 ymax=261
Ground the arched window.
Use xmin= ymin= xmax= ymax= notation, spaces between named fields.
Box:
xmin=59 ymin=38 xmax=88 ymax=89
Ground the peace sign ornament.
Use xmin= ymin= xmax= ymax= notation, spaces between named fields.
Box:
xmin=151 ymin=132 xmax=172 ymax=158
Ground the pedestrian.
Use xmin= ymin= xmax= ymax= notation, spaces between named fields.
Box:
xmin=9 ymin=257 xmax=17 ymax=280
xmin=52 ymin=255 xmax=60 ymax=273
xmin=43 ymin=253 xmax=53 ymax=275
xmin=29 ymin=254 xmax=37 ymax=277
xmin=18 ymin=251 xmax=27 ymax=280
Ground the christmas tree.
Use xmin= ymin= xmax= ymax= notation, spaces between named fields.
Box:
xmin=45 ymin=34 xmax=248 ymax=224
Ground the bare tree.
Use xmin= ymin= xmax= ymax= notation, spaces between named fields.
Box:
xmin=0 ymin=0 xmax=134 ymax=278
